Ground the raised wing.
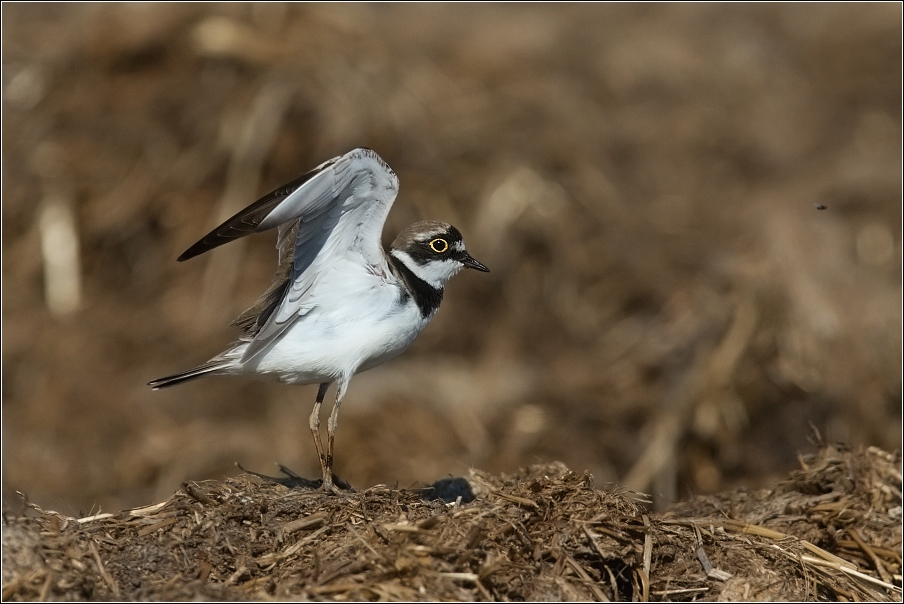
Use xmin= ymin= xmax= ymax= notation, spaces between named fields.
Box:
xmin=179 ymin=148 xmax=399 ymax=361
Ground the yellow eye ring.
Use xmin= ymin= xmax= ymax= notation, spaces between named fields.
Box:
xmin=429 ymin=238 xmax=449 ymax=253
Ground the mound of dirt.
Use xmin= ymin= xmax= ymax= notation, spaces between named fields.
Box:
xmin=3 ymin=444 xmax=900 ymax=601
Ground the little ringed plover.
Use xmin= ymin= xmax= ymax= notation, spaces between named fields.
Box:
xmin=149 ymin=148 xmax=489 ymax=492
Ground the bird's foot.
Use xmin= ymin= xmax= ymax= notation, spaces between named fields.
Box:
xmin=235 ymin=463 xmax=351 ymax=491
xmin=319 ymin=468 xmax=353 ymax=495
xmin=319 ymin=480 xmax=347 ymax=496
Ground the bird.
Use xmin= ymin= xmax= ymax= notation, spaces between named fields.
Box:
xmin=149 ymin=148 xmax=489 ymax=493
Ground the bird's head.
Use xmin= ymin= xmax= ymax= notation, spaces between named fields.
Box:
xmin=389 ymin=221 xmax=489 ymax=288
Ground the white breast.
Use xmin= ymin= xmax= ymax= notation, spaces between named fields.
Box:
xmin=240 ymin=258 xmax=430 ymax=385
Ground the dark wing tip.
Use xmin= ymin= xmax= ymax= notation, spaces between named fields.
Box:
xmin=176 ymin=229 xmax=245 ymax=261
xmin=175 ymin=211 xmax=269 ymax=262
xmin=176 ymin=245 xmax=204 ymax=262
xmin=175 ymin=234 xmax=235 ymax=262
xmin=174 ymin=168 xmax=330 ymax=262
xmin=174 ymin=150 xmax=380 ymax=263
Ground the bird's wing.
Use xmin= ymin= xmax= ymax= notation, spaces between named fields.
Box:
xmin=178 ymin=148 xmax=400 ymax=361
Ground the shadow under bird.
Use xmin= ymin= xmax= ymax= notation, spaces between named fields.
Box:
xmin=149 ymin=148 xmax=489 ymax=493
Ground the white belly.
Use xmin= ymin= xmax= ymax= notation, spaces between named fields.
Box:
xmin=241 ymin=274 xmax=430 ymax=385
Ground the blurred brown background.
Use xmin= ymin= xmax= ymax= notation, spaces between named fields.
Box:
xmin=3 ymin=4 xmax=901 ymax=514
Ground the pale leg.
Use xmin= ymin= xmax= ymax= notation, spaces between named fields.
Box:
xmin=324 ymin=378 xmax=349 ymax=493
xmin=309 ymin=383 xmax=330 ymax=486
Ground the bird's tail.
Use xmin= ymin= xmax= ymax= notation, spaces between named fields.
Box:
xmin=148 ymin=361 xmax=227 ymax=389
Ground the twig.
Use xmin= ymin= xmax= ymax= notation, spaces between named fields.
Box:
xmin=225 ymin=566 xmax=248 ymax=586
xmin=604 ymin=563 xmax=620 ymax=601
xmin=696 ymin=544 xmax=713 ymax=573
xmin=848 ymin=528 xmax=894 ymax=584
xmin=476 ymin=578 xmax=493 ymax=601
xmin=89 ymin=542 xmax=120 ymax=598
xmin=126 ymin=500 xmax=171 ymax=517
xmin=259 ymin=524 xmax=330 ymax=566
xmin=652 ymin=586 xmax=710 ymax=596
xmin=382 ymin=523 xmax=428 ymax=534
xmin=586 ymin=523 xmax=631 ymax=541
xmin=76 ymin=513 xmax=114 ymax=524
xmin=436 ymin=572 xmax=480 ymax=582
xmin=182 ymin=482 xmax=215 ymax=506
xmin=836 ymin=540 xmax=901 ymax=563
xmin=583 ymin=526 xmax=613 ymax=562
xmin=311 ymin=580 xmax=362 ymax=595
xmin=38 ymin=571 xmax=52 ymax=602
xmin=492 ymin=491 xmax=540 ymax=509
xmin=718 ymin=519 xmax=858 ymax=570
xmin=802 ymin=555 xmax=902 ymax=594
xmin=283 ymin=512 xmax=327 ymax=534
xmin=136 ymin=517 xmax=178 ymax=537
xmin=635 ymin=567 xmax=650 ymax=603
xmin=346 ymin=522 xmax=384 ymax=561
xmin=565 ymin=554 xmax=610 ymax=602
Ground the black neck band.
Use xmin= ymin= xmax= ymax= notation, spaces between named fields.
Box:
xmin=388 ymin=254 xmax=444 ymax=317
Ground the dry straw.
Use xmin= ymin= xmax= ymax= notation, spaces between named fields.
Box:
xmin=3 ymin=446 xmax=900 ymax=601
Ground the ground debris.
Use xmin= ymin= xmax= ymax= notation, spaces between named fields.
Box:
xmin=3 ymin=447 xmax=900 ymax=601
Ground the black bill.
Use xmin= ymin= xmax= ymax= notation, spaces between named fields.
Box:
xmin=462 ymin=254 xmax=490 ymax=272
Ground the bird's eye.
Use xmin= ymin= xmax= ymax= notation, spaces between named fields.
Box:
xmin=429 ymin=238 xmax=448 ymax=253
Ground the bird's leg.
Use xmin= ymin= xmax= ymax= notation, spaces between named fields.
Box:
xmin=309 ymin=382 xmax=330 ymax=486
xmin=323 ymin=379 xmax=349 ymax=494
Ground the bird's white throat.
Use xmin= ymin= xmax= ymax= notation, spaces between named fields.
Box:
xmin=389 ymin=249 xmax=463 ymax=289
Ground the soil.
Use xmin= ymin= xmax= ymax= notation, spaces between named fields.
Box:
xmin=3 ymin=444 xmax=901 ymax=601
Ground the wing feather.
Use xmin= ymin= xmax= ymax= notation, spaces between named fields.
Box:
xmin=177 ymin=169 xmax=329 ymax=262
xmin=177 ymin=148 xmax=399 ymax=362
